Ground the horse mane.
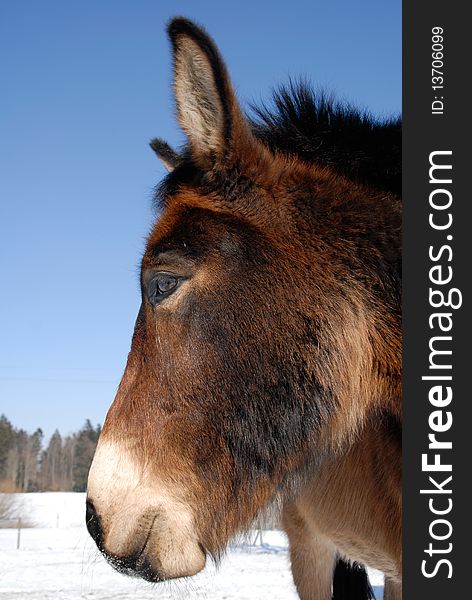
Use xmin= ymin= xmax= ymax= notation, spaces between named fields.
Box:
xmin=249 ymin=81 xmax=401 ymax=197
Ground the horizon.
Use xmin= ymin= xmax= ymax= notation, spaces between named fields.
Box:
xmin=0 ymin=412 xmax=100 ymax=442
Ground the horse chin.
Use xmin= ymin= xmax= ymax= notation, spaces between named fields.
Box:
xmin=101 ymin=509 xmax=206 ymax=581
xmin=139 ymin=532 xmax=206 ymax=581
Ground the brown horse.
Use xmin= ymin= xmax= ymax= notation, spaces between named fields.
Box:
xmin=86 ymin=18 xmax=402 ymax=600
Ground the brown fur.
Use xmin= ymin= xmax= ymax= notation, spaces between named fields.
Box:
xmin=86 ymin=17 xmax=402 ymax=598
xmin=283 ymin=417 xmax=401 ymax=598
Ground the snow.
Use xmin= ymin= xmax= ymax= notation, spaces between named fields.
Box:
xmin=0 ymin=493 xmax=384 ymax=599
xmin=4 ymin=492 xmax=89 ymax=528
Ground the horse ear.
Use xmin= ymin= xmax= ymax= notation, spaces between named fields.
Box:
xmin=167 ymin=17 xmax=250 ymax=162
xmin=149 ymin=138 xmax=180 ymax=172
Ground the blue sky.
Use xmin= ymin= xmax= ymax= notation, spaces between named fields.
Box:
xmin=0 ymin=1 xmax=401 ymax=440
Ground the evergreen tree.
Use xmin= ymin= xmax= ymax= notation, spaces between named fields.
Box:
xmin=40 ymin=430 xmax=63 ymax=491
xmin=0 ymin=415 xmax=15 ymax=486
xmin=72 ymin=420 xmax=101 ymax=492
xmin=0 ymin=417 xmax=100 ymax=492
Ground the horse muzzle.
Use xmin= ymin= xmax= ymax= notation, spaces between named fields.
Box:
xmin=86 ymin=439 xmax=206 ymax=581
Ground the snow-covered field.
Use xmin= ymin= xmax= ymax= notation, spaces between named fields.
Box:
xmin=0 ymin=493 xmax=384 ymax=599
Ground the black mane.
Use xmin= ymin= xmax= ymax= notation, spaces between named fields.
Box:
xmin=250 ymin=81 xmax=401 ymax=196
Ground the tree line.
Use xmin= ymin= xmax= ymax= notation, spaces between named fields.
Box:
xmin=0 ymin=415 xmax=100 ymax=493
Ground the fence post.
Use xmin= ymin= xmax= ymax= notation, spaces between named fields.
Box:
xmin=253 ymin=528 xmax=264 ymax=546
xmin=16 ymin=517 xmax=21 ymax=550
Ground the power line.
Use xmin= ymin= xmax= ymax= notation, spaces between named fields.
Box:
xmin=0 ymin=376 xmax=118 ymax=384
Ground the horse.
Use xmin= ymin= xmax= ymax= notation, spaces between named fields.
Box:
xmin=86 ymin=17 xmax=402 ymax=600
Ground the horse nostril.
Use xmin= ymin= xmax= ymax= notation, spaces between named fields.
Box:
xmin=85 ymin=499 xmax=103 ymax=548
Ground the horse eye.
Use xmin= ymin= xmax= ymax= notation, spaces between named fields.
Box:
xmin=157 ymin=273 xmax=178 ymax=293
xmin=147 ymin=273 xmax=180 ymax=304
